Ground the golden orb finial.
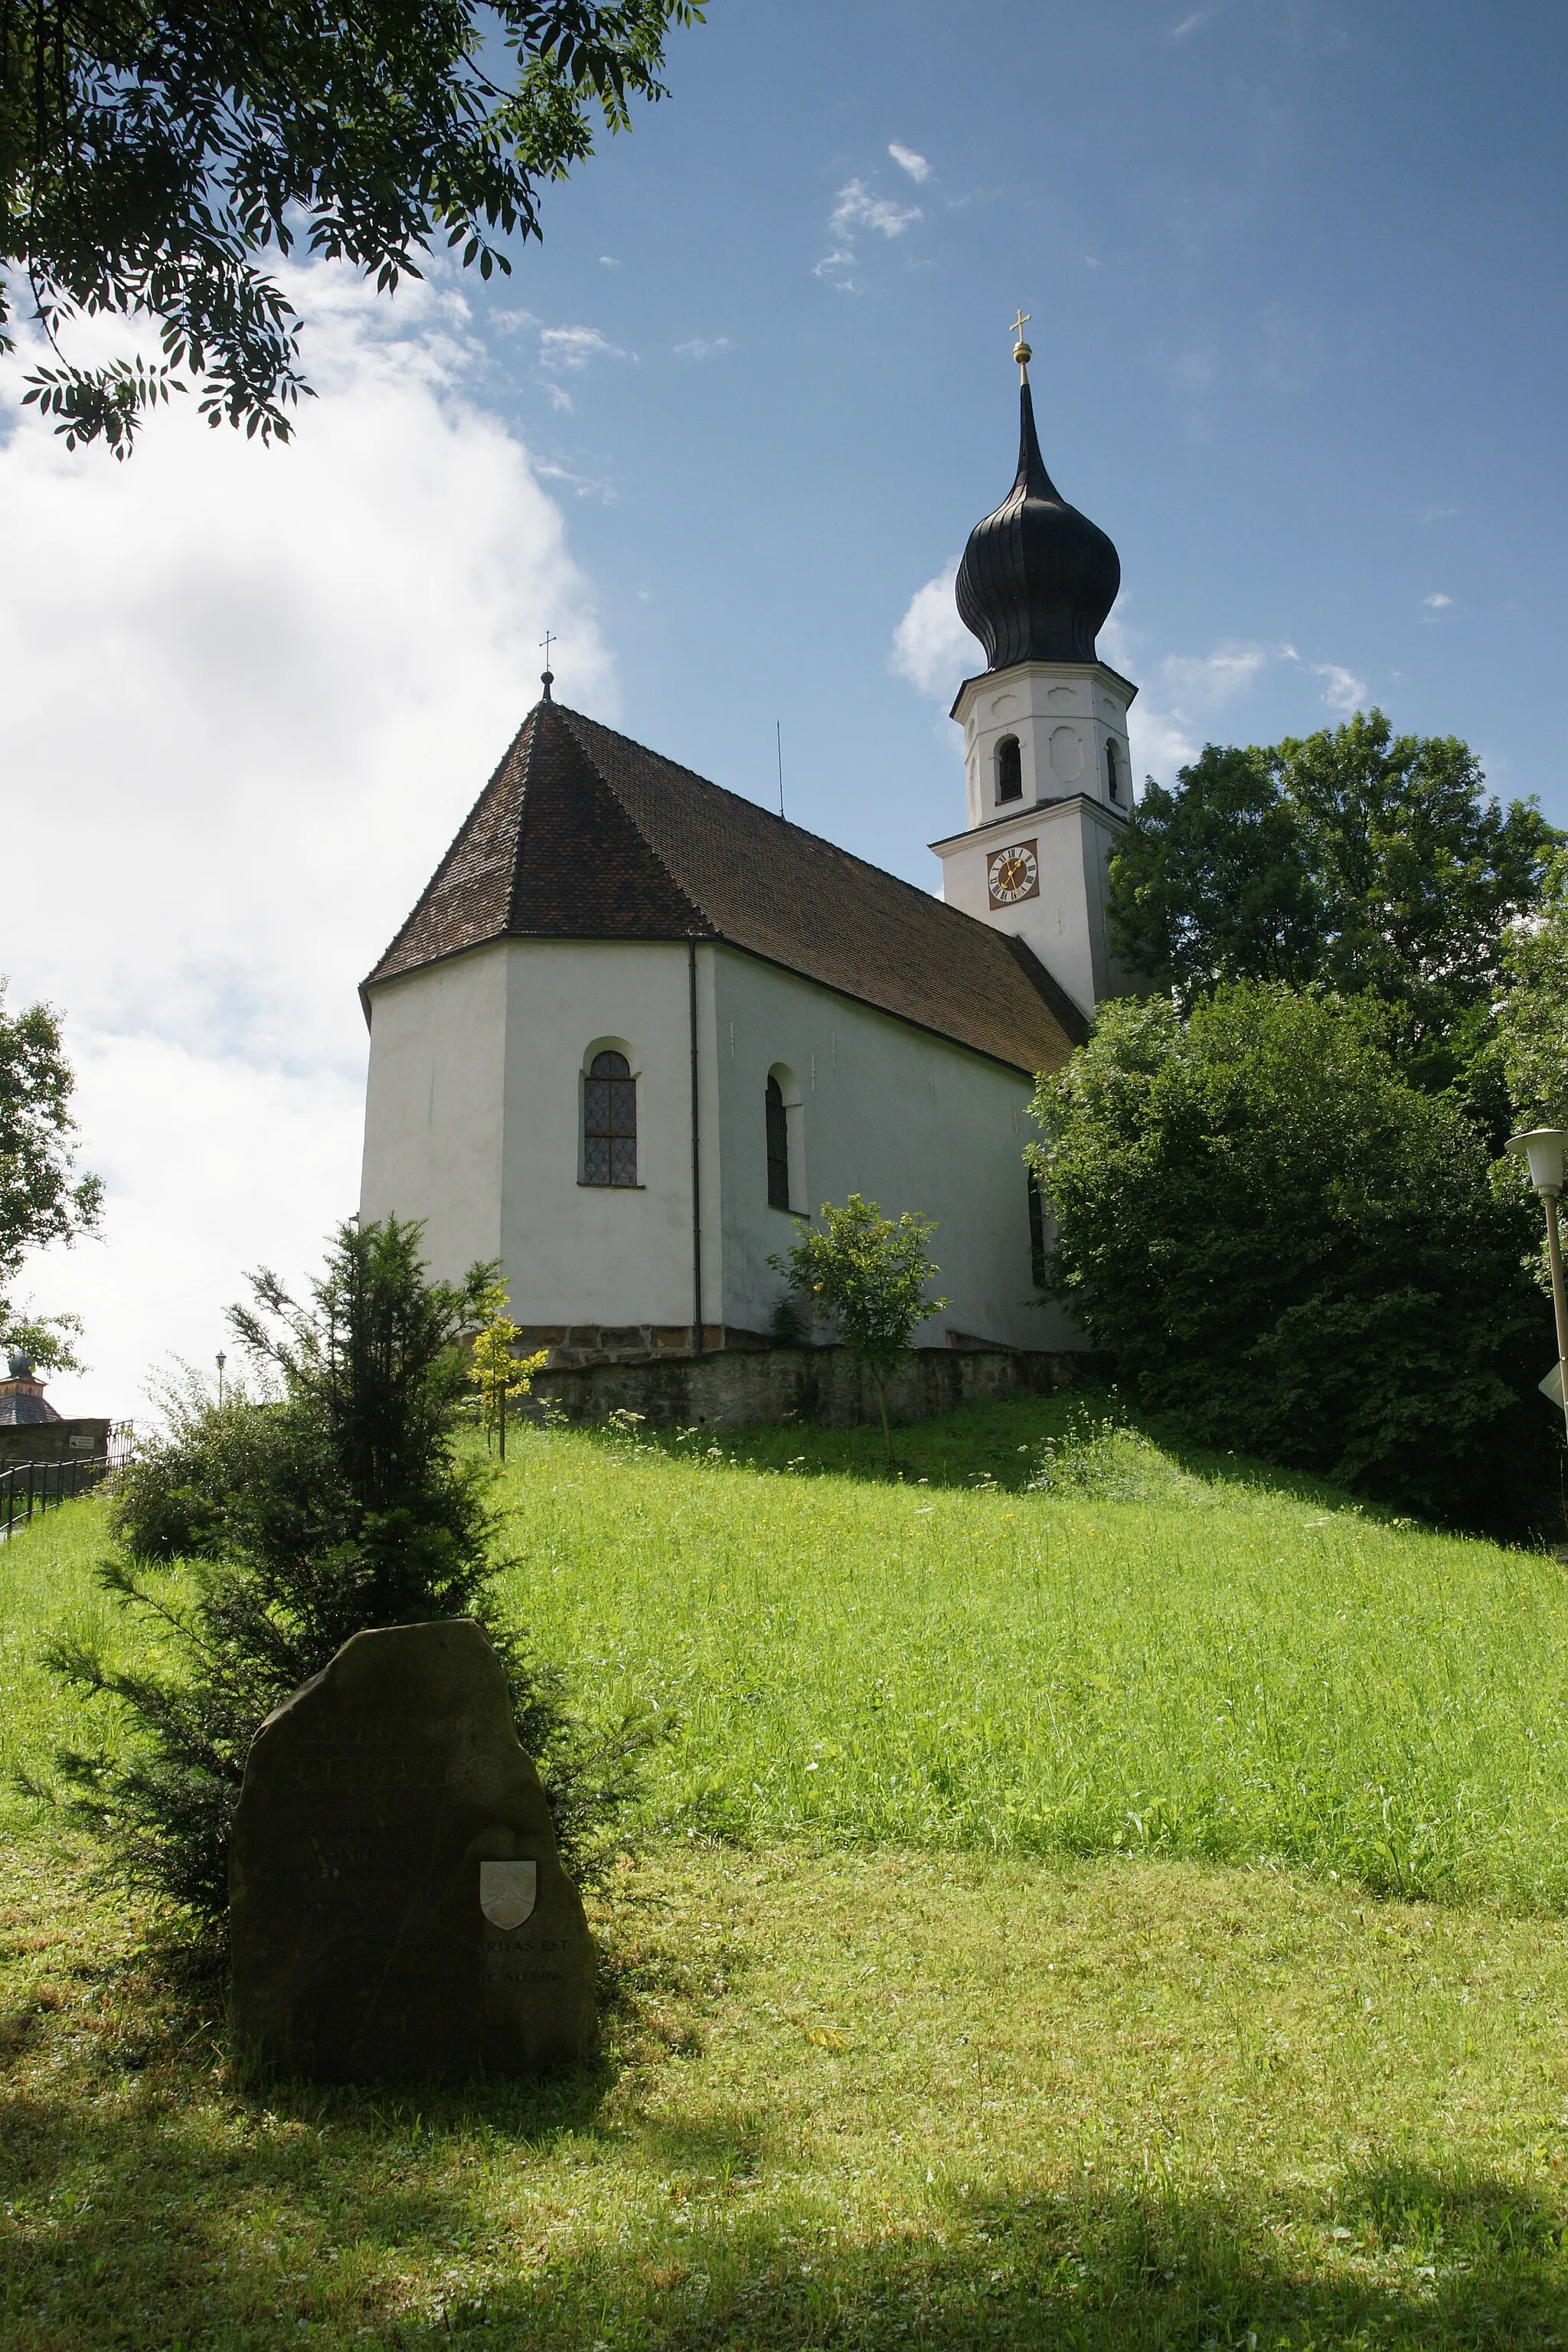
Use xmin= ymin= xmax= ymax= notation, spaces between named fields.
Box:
xmin=1009 ymin=307 xmax=1032 ymax=381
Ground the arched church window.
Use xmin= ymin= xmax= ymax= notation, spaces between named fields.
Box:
xmin=995 ymin=735 xmax=1023 ymax=804
xmin=766 ymin=1075 xmax=791 ymax=1210
xmin=583 ymin=1050 xmax=637 ymax=1186
xmin=766 ymin=1064 xmax=804 ymax=1212
xmin=1106 ymin=739 xmax=1122 ymax=804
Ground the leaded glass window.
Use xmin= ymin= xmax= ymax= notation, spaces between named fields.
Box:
xmin=584 ymin=1050 xmax=637 ymax=1186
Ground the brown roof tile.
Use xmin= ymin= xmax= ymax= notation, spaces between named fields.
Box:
xmin=364 ymin=701 xmax=1084 ymax=1074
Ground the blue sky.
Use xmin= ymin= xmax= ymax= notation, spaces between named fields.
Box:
xmin=5 ymin=0 xmax=1566 ymax=1410
xmin=467 ymin=0 xmax=1568 ymax=862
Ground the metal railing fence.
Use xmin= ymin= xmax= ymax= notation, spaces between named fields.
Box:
xmin=1 ymin=1426 xmax=135 ymax=1541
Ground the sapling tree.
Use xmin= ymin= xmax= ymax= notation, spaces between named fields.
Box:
xmin=469 ymin=1279 xmax=548 ymax=1459
xmin=46 ymin=1216 xmax=649 ymax=1942
xmin=770 ymin=1194 xmax=946 ymax=1466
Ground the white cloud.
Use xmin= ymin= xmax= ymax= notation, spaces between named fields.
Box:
xmin=599 ymin=255 xmax=620 ymax=267
xmin=1151 ymin=642 xmax=1273 ymax=707
xmin=890 ymin=567 xmax=976 ymax=697
xmin=831 ymin=179 xmax=922 ymax=239
xmin=0 ymin=261 xmax=612 ymax=1417
xmin=537 ymin=323 xmax=627 ymax=371
xmin=814 ymin=171 xmax=926 ymax=286
xmin=1313 ymin=662 xmax=1367 ymax=712
xmin=888 ymin=142 xmax=930 ymax=184
xmin=1104 ymin=620 xmax=1289 ymax=786
xmin=675 ymin=336 xmax=733 ymax=360
xmin=891 ymin=585 xmax=1283 ymax=786
xmin=1424 ymin=591 xmax=1452 ymax=608
xmin=812 ymin=247 xmax=859 ymax=289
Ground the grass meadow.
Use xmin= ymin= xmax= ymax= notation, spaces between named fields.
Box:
xmin=501 ymin=1400 xmax=1568 ymax=1912
xmin=2 ymin=1392 xmax=1567 ymax=2347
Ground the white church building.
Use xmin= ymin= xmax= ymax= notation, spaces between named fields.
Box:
xmin=358 ymin=350 xmax=1136 ymax=1367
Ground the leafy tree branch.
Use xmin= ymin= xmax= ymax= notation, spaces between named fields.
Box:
xmin=2 ymin=1 xmax=706 ymax=452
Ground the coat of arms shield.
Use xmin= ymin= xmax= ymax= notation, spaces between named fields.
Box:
xmin=479 ymin=1858 xmax=537 ymax=1929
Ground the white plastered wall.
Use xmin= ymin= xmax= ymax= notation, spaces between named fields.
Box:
xmin=361 ymin=937 xmax=709 ymax=1326
xmin=361 ymin=936 xmax=1083 ymax=1352
xmin=956 ymin=661 xmax=1134 ymax=828
xmin=711 ymin=946 xmax=1083 ymax=1352
xmin=359 ymin=946 xmax=509 ymax=1275
xmin=933 ymin=795 xmax=1128 ymax=1018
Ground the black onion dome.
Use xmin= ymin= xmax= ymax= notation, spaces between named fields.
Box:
xmin=956 ymin=384 xmax=1121 ymax=669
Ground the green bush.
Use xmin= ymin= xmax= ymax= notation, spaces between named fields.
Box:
xmin=1029 ymin=985 xmax=1556 ymax=1534
xmin=48 ymin=1217 xmax=651 ymax=1941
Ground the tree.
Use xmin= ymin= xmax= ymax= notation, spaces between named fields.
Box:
xmin=0 ymin=982 xmax=103 ymax=1368
xmin=1104 ymin=743 xmax=1324 ymax=1000
xmin=1027 ymin=985 xmax=1554 ymax=1534
xmin=469 ymin=1278 xmax=547 ymax=1459
xmin=1495 ymin=848 xmax=1568 ymax=1129
xmin=1109 ymin=712 xmax=1558 ymax=1089
xmin=3 ymin=1 xmax=704 ymax=455
xmin=770 ymin=1194 xmax=946 ymax=1467
xmin=47 ymin=1217 xmax=646 ymax=1939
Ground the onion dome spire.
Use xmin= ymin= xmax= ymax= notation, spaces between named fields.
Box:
xmin=955 ymin=354 xmax=1121 ymax=671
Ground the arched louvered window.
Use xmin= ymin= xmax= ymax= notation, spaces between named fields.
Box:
xmin=766 ymin=1074 xmax=791 ymax=1210
xmin=996 ymin=735 xmax=1023 ymax=803
xmin=1106 ymin=739 xmax=1122 ymax=804
xmin=1027 ymin=1171 xmax=1049 ymax=1289
xmin=583 ymin=1050 xmax=637 ymax=1186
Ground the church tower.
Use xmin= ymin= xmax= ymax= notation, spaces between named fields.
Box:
xmin=929 ymin=321 xmax=1137 ymax=1019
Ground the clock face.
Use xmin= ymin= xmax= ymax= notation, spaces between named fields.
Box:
xmin=988 ymin=840 xmax=1040 ymax=907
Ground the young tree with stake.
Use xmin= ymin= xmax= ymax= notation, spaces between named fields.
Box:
xmin=469 ymin=1281 xmax=548 ymax=1459
xmin=770 ymin=1195 xmax=946 ymax=1467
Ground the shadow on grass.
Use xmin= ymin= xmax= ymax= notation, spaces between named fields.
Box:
xmin=2 ymin=2052 xmax=1563 ymax=2352
xmin=584 ymin=1387 xmax=1391 ymax=1521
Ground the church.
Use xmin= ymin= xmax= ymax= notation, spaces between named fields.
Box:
xmin=358 ymin=334 xmax=1137 ymax=1366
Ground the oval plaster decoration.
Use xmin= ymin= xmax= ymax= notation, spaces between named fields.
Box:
xmin=1047 ymin=685 xmax=1076 ymax=704
xmin=1050 ymin=725 xmax=1085 ymax=783
xmin=989 ymin=693 xmax=1019 ymax=719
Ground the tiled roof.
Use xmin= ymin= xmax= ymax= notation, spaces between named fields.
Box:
xmin=363 ymin=700 xmax=1086 ymax=1073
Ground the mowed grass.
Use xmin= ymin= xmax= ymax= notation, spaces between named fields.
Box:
xmin=4 ymin=1839 xmax=1568 ymax=2348
xmin=487 ymin=1399 xmax=1568 ymax=1912
xmin=2 ymin=1402 xmax=1568 ymax=2347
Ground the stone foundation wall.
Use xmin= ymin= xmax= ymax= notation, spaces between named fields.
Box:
xmin=526 ymin=1344 xmax=1094 ymax=1432
xmin=513 ymin=1324 xmax=765 ymax=1370
xmin=0 ymin=1418 xmax=112 ymax=1468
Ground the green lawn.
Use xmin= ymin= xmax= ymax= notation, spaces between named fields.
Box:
xmin=501 ymin=1401 xmax=1568 ymax=1911
xmin=1 ymin=1398 xmax=1566 ymax=2349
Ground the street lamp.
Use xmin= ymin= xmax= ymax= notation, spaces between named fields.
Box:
xmin=1508 ymin=1128 xmax=1568 ymax=1452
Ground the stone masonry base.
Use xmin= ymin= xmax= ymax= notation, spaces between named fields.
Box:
xmin=525 ymin=1342 xmax=1096 ymax=1432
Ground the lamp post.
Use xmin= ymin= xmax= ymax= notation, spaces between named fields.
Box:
xmin=215 ymin=1350 xmax=227 ymax=1410
xmin=1508 ymin=1128 xmax=1568 ymax=1455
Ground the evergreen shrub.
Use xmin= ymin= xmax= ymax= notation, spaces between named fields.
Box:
xmin=47 ymin=1217 xmax=650 ymax=1942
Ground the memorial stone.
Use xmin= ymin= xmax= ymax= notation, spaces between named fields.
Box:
xmin=230 ymin=1619 xmax=596 ymax=2079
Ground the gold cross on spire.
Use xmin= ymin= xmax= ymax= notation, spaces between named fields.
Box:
xmin=1009 ymin=308 xmax=1033 ymax=383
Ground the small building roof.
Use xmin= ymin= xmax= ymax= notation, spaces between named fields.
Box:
xmin=363 ymin=697 xmax=1086 ymax=1075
